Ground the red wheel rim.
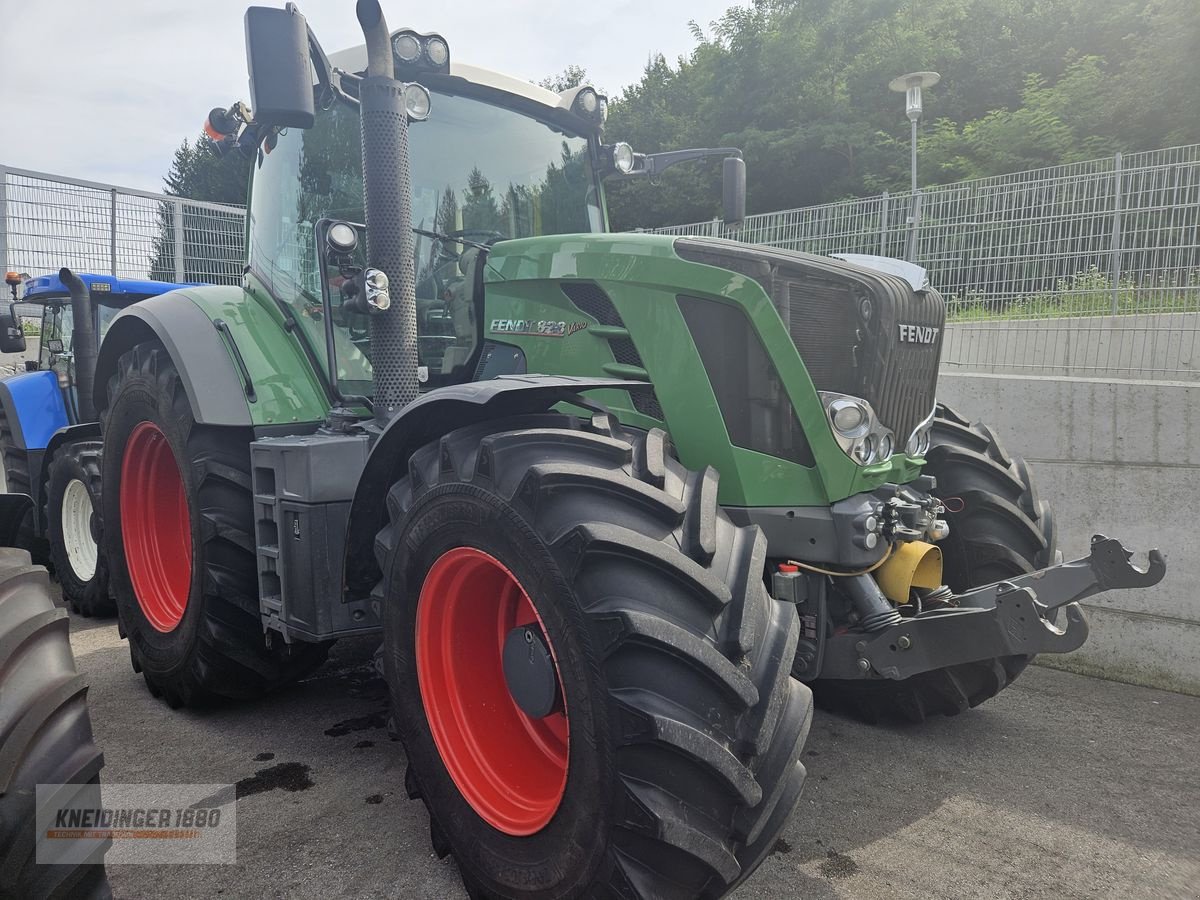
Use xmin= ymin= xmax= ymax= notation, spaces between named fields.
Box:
xmin=416 ymin=547 xmax=569 ymax=836
xmin=120 ymin=421 xmax=192 ymax=633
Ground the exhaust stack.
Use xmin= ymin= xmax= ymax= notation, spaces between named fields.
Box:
xmin=355 ymin=0 xmax=420 ymax=422
xmin=59 ymin=268 xmax=97 ymax=422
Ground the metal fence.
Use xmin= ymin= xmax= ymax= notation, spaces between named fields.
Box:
xmin=654 ymin=145 xmax=1200 ymax=380
xmin=5 ymin=150 xmax=1199 ymax=379
xmin=0 ymin=165 xmax=247 ymax=308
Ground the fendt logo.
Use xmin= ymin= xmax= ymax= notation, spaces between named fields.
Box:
xmin=898 ymin=323 xmax=941 ymax=344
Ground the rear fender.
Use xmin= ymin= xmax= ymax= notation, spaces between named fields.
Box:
xmin=93 ymin=286 xmax=329 ymax=428
xmin=94 ymin=293 xmax=254 ymax=426
xmin=341 ymin=375 xmax=646 ymax=599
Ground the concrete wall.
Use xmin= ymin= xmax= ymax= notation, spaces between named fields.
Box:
xmin=942 ymin=313 xmax=1199 ymax=381
xmin=938 ymin=372 xmax=1200 ymax=695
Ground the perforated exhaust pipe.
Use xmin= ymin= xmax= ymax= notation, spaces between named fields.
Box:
xmin=59 ymin=267 xmax=97 ymax=422
xmin=356 ymin=0 xmax=420 ymax=422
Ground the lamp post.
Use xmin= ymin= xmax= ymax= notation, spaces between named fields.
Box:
xmin=889 ymin=71 xmax=939 ymax=261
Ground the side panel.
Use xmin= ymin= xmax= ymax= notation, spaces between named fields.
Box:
xmin=0 ymin=371 xmax=69 ymax=450
xmin=94 ymin=287 xmax=328 ymax=428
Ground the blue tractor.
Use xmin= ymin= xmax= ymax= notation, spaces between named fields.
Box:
xmin=0 ymin=269 xmax=197 ymax=614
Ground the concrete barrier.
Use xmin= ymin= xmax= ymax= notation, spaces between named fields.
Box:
xmin=938 ymin=371 xmax=1200 ymax=695
xmin=943 ymin=312 xmax=1199 ymax=381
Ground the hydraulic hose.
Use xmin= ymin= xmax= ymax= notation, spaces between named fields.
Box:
xmin=59 ymin=267 xmax=96 ymax=422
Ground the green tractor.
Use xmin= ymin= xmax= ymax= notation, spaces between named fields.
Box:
xmin=93 ymin=2 xmax=1165 ymax=897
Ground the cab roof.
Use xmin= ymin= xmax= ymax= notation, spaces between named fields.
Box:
xmin=21 ymin=273 xmax=200 ymax=305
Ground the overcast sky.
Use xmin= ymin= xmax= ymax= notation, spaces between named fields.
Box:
xmin=0 ymin=0 xmax=736 ymax=193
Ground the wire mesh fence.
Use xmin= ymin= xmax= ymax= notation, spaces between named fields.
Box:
xmin=4 ymin=149 xmax=1199 ymax=380
xmin=0 ymin=165 xmax=247 ymax=291
xmin=654 ymin=145 xmax=1200 ymax=380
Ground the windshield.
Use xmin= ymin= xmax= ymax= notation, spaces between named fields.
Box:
xmin=248 ymin=88 xmax=604 ymax=397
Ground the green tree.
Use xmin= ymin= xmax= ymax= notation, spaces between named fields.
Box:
xmin=602 ymin=0 xmax=1199 ymax=230
xmin=148 ymin=136 xmax=252 ymax=284
xmin=539 ymin=65 xmax=590 ymax=92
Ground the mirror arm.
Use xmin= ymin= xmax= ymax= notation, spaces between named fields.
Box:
xmin=615 ymin=147 xmax=743 ymax=179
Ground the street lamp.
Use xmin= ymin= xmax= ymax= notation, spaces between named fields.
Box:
xmin=889 ymin=71 xmax=939 ymax=260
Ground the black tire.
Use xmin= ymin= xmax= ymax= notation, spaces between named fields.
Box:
xmin=46 ymin=441 xmax=113 ymax=617
xmin=0 ymin=547 xmax=110 ymax=899
xmin=100 ymin=341 xmax=330 ymax=708
xmin=376 ymin=412 xmax=813 ymax=900
xmin=813 ymin=403 xmax=1057 ymax=723
xmin=0 ymin=406 xmax=46 ymax=564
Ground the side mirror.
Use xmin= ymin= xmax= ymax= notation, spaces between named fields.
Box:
xmin=722 ymin=157 xmax=746 ymax=227
xmin=244 ymin=6 xmax=315 ymax=129
xmin=0 ymin=311 xmax=24 ymax=354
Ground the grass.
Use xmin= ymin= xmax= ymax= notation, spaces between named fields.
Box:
xmin=945 ymin=266 xmax=1200 ymax=322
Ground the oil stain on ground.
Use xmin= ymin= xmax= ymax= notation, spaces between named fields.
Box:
xmin=818 ymin=850 xmax=859 ymax=880
xmin=236 ymin=762 xmax=314 ymax=798
xmin=253 ymin=752 xmax=275 ymax=762
xmin=324 ymin=710 xmax=388 ymax=737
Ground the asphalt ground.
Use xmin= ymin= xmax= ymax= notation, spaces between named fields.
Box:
xmin=63 ymin=604 xmax=1200 ymax=900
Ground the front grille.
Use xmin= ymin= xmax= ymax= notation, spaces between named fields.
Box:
xmin=675 ymin=238 xmax=944 ymax=444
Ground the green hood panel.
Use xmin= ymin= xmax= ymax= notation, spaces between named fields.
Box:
xmin=482 ymin=234 xmax=925 ymax=507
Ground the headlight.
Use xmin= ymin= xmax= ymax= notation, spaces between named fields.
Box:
xmin=393 ymin=32 xmax=421 ymax=62
xmin=876 ymin=431 xmax=894 ymax=461
xmin=829 ymin=397 xmax=869 ymax=437
xmin=403 ymin=83 xmax=432 ymax=121
xmin=905 ymin=405 xmax=937 ymax=458
xmin=425 ymin=36 xmax=449 ymax=67
xmin=853 ymin=435 xmax=875 ymax=464
xmin=612 ymin=142 xmax=635 ymax=174
xmin=820 ymin=391 xmax=897 ymax=467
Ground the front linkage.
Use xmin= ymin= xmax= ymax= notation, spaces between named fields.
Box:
xmin=811 ymin=536 xmax=1164 ymax=682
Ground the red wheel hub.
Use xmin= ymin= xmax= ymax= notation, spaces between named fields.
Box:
xmin=416 ymin=547 xmax=569 ymax=836
xmin=120 ymin=422 xmax=192 ymax=633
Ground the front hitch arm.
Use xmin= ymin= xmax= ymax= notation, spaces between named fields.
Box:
xmin=818 ymin=535 xmax=1165 ymax=682
xmin=955 ymin=535 xmax=1166 ymax=613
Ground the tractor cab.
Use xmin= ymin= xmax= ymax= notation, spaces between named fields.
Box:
xmin=224 ymin=33 xmax=742 ymax=407
xmin=15 ymin=273 xmax=199 ymax=424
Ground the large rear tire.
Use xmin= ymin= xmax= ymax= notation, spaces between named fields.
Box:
xmin=376 ymin=413 xmax=813 ymax=899
xmin=46 ymin=441 xmax=113 ymax=617
xmin=813 ymin=404 xmax=1056 ymax=723
xmin=100 ymin=341 xmax=329 ymax=708
xmin=0 ymin=406 xmax=46 ymax=563
xmin=0 ymin=548 xmax=110 ymax=899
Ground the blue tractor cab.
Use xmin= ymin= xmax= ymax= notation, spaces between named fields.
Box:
xmin=0 ymin=271 xmax=198 ymax=612
xmin=10 ymin=273 xmax=200 ymax=426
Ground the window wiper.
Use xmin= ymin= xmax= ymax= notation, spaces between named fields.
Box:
xmin=412 ymin=227 xmax=495 ymax=254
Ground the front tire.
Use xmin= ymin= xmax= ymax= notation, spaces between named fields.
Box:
xmin=813 ymin=404 xmax=1056 ymax=723
xmin=100 ymin=341 xmax=329 ymax=707
xmin=46 ymin=441 xmax=113 ymax=617
xmin=0 ymin=548 xmax=110 ymax=899
xmin=376 ymin=413 xmax=813 ymax=899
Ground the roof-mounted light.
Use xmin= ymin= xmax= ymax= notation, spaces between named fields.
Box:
xmin=391 ymin=29 xmax=450 ymax=75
